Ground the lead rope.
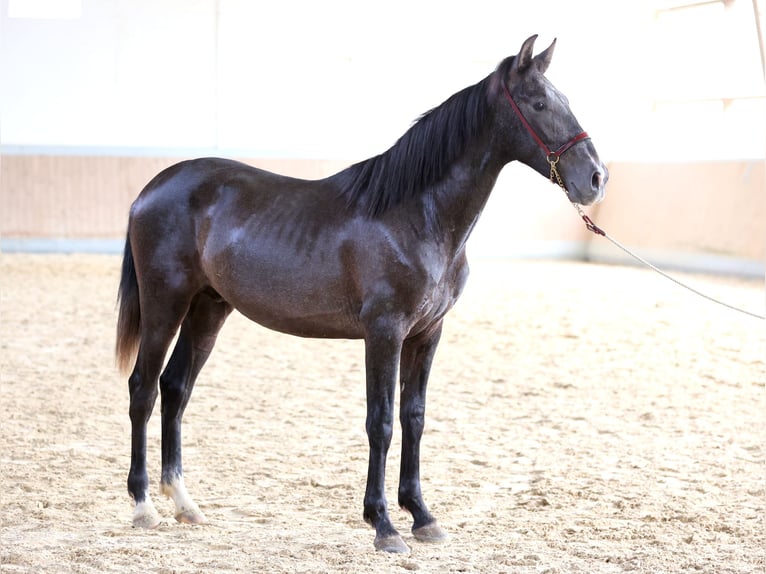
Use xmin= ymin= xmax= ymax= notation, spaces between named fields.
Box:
xmin=548 ymin=160 xmax=765 ymax=321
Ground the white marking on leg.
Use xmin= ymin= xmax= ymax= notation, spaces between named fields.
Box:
xmin=133 ymin=495 xmax=162 ymax=529
xmin=161 ymin=476 xmax=207 ymax=524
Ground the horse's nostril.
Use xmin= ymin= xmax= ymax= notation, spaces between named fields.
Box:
xmin=591 ymin=170 xmax=602 ymax=190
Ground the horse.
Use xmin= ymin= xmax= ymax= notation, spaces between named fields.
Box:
xmin=115 ymin=34 xmax=607 ymax=553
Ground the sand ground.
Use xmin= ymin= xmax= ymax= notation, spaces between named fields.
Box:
xmin=1 ymin=254 xmax=763 ymax=573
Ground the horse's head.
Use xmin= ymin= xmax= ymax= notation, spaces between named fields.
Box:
xmin=496 ymin=35 xmax=608 ymax=206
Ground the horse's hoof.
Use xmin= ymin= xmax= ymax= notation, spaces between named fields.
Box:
xmin=132 ymin=502 xmax=162 ymax=529
xmin=412 ymin=521 xmax=448 ymax=543
xmin=374 ymin=534 xmax=410 ymax=553
xmin=175 ymin=509 xmax=208 ymax=525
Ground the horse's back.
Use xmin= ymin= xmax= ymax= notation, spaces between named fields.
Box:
xmin=132 ymin=158 xmax=298 ymax=212
xmin=129 ymin=157 xmax=323 ymax=242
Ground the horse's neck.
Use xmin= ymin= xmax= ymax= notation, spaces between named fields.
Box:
xmin=431 ymin=139 xmax=508 ymax=255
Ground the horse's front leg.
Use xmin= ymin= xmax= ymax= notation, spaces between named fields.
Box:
xmin=362 ymin=321 xmax=409 ymax=553
xmin=398 ymin=322 xmax=448 ymax=543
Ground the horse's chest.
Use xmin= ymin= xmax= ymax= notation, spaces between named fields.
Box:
xmin=414 ymin=261 xmax=469 ymax=325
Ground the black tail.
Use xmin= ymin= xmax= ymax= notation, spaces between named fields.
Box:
xmin=116 ymin=233 xmax=141 ymax=373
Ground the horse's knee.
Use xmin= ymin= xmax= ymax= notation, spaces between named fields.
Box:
xmin=366 ymin=414 xmax=394 ymax=450
xmin=400 ymin=401 xmax=426 ymax=431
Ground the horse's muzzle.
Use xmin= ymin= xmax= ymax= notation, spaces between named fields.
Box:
xmin=590 ymin=162 xmax=608 ymax=204
xmin=574 ymin=162 xmax=608 ymax=206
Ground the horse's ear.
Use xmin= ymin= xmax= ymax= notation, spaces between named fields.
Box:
xmin=533 ymin=38 xmax=556 ymax=74
xmin=511 ymin=34 xmax=538 ymax=75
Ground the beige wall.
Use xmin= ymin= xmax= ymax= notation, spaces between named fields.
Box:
xmin=592 ymin=161 xmax=765 ymax=259
xmin=0 ymin=155 xmax=350 ymax=239
xmin=1 ymin=154 xmax=763 ymax=275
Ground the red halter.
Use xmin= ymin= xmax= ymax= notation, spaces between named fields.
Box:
xmin=502 ymin=82 xmax=590 ymax=164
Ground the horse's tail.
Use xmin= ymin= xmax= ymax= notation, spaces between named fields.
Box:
xmin=116 ymin=232 xmax=141 ymax=374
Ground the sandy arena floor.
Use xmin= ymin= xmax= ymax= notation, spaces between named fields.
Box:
xmin=0 ymin=254 xmax=763 ymax=573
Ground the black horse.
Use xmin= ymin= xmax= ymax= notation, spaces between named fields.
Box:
xmin=116 ymin=35 xmax=607 ymax=553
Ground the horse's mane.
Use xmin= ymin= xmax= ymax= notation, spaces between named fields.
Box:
xmin=335 ymin=73 xmax=496 ymax=219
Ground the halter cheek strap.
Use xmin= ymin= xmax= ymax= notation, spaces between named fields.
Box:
xmin=502 ymin=82 xmax=589 ymax=164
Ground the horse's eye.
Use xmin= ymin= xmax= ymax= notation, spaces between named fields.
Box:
xmin=533 ymin=101 xmax=546 ymax=112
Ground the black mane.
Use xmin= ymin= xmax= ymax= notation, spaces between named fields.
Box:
xmin=336 ymin=75 xmax=493 ymax=218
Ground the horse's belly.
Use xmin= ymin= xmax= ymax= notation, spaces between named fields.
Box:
xmin=207 ymin=259 xmax=363 ymax=339
xmin=235 ymin=302 xmax=365 ymax=339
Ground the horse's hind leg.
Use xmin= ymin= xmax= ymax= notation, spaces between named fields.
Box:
xmin=398 ymin=322 xmax=448 ymax=543
xmin=158 ymin=291 xmax=232 ymax=525
xmin=128 ymin=299 xmax=191 ymax=529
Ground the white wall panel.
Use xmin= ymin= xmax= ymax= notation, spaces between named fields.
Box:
xmin=1 ymin=0 xmax=217 ymax=148
xmin=1 ymin=0 xmax=761 ymax=159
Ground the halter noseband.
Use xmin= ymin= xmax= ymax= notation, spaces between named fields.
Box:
xmin=502 ymin=82 xmax=590 ymax=167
